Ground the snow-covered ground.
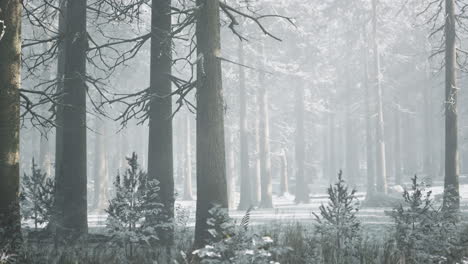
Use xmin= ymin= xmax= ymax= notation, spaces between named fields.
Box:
xmin=86 ymin=183 xmax=468 ymax=230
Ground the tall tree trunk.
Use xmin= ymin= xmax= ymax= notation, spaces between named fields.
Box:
xmin=51 ymin=0 xmax=67 ymax=237
xmin=280 ymin=149 xmax=289 ymax=196
xmin=443 ymin=0 xmax=459 ymax=210
xmin=295 ymin=86 xmax=309 ymax=203
xmin=394 ymin=107 xmax=402 ymax=185
xmin=226 ymin=129 xmax=235 ymax=209
xmin=258 ymin=44 xmax=273 ymax=209
xmin=147 ymin=0 xmax=174 ymax=244
xmin=0 ymin=1 xmax=22 ymax=249
xmin=345 ymin=81 xmax=355 ymax=184
xmin=183 ymin=115 xmax=193 ymax=200
xmin=237 ymin=40 xmax=253 ymax=210
xmin=329 ymin=111 xmax=336 ymax=183
xmin=39 ymin=132 xmax=51 ymax=176
xmin=253 ymin=94 xmax=262 ymax=204
xmin=93 ymin=114 xmax=108 ymax=211
xmin=363 ymin=35 xmax=375 ymax=194
xmin=194 ymin=0 xmax=228 ymax=248
xmin=423 ymin=65 xmax=434 ymax=184
xmin=372 ymin=0 xmax=387 ymax=194
xmin=56 ymin=0 xmax=88 ymax=235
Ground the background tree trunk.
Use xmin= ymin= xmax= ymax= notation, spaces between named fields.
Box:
xmin=147 ymin=0 xmax=174 ymax=244
xmin=280 ymin=149 xmax=289 ymax=196
xmin=51 ymin=0 xmax=67 ymax=237
xmin=372 ymin=0 xmax=387 ymax=194
xmin=258 ymin=43 xmax=273 ymax=208
xmin=394 ymin=107 xmax=402 ymax=185
xmin=253 ymin=93 xmax=262 ymax=205
xmin=295 ymin=86 xmax=309 ymax=203
xmin=183 ymin=115 xmax=193 ymax=201
xmin=93 ymin=113 xmax=108 ymax=211
xmin=0 ymin=1 xmax=22 ymax=248
xmin=363 ymin=36 xmax=375 ymax=194
xmin=237 ymin=40 xmax=253 ymax=210
xmin=443 ymin=0 xmax=460 ymax=210
xmin=57 ymin=0 xmax=88 ymax=235
xmin=194 ymin=0 xmax=228 ymax=248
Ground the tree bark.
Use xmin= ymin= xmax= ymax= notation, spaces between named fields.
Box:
xmin=394 ymin=107 xmax=402 ymax=185
xmin=295 ymin=86 xmax=309 ymax=203
xmin=93 ymin=114 xmax=108 ymax=211
xmin=253 ymin=93 xmax=262 ymax=205
xmin=147 ymin=0 xmax=174 ymax=243
xmin=280 ymin=149 xmax=289 ymax=196
xmin=56 ymin=0 xmax=88 ymax=235
xmin=237 ymin=40 xmax=253 ymax=210
xmin=443 ymin=0 xmax=460 ymax=210
xmin=39 ymin=132 xmax=51 ymax=176
xmin=372 ymin=0 xmax=387 ymax=194
xmin=226 ymin=128 xmax=236 ymax=209
xmin=329 ymin=111 xmax=337 ymax=183
xmin=183 ymin=115 xmax=193 ymax=200
xmin=194 ymin=0 xmax=228 ymax=248
xmin=0 ymin=1 xmax=22 ymax=248
xmin=258 ymin=44 xmax=273 ymax=208
xmin=363 ymin=34 xmax=375 ymax=194
xmin=51 ymin=0 xmax=67 ymax=237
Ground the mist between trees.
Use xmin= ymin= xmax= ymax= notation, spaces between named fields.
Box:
xmin=1 ymin=0 xmax=468 ymax=263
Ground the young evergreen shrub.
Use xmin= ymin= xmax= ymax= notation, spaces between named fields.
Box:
xmin=21 ymin=158 xmax=55 ymax=230
xmin=314 ymin=170 xmax=361 ymax=264
xmin=390 ymin=175 xmax=465 ymax=264
xmin=190 ymin=206 xmax=287 ymax=264
xmin=106 ymin=152 xmax=162 ymax=259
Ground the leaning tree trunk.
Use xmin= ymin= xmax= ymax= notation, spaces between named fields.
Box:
xmin=443 ymin=0 xmax=460 ymax=210
xmin=147 ymin=0 xmax=174 ymax=244
xmin=183 ymin=115 xmax=193 ymax=200
xmin=56 ymin=0 xmax=88 ymax=236
xmin=0 ymin=1 xmax=22 ymax=249
xmin=258 ymin=44 xmax=273 ymax=209
xmin=194 ymin=0 xmax=228 ymax=249
xmin=372 ymin=0 xmax=387 ymax=194
xmin=295 ymin=86 xmax=309 ymax=203
xmin=237 ymin=40 xmax=253 ymax=210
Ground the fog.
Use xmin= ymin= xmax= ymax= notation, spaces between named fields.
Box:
xmin=2 ymin=0 xmax=468 ymax=263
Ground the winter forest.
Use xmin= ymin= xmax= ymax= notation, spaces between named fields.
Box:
xmin=2 ymin=0 xmax=468 ymax=263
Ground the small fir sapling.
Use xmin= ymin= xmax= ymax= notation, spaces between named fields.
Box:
xmin=189 ymin=205 xmax=287 ymax=264
xmin=390 ymin=175 xmax=465 ymax=264
xmin=21 ymin=158 xmax=55 ymax=231
xmin=106 ymin=152 xmax=162 ymax=258
xmin=314 ymin=170 xmax=361 ymax=264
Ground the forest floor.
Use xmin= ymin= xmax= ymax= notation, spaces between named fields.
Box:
xmin=86 ymin=181 xmax=468 ymax=231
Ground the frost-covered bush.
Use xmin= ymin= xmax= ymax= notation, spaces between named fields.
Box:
xmin=106 ymin=152 xmax=162 ymax=259
xmin=314 ymin=170 xmax=361 ymax=264
xmin=390 ymin=175 xmax=465 ymax=264
xmin=189 ymin=206 xmax=288 ymax=264
xmin=21 ymin=158 xmax=55 ymax=230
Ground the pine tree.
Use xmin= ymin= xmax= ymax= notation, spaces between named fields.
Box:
xmin=314 ymin=171 xmax=361 ymax=264
xmin=21 ymin=158 xmax=55 ymax=231
xmin=106 ymin=153 xmax=162 ymax=258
